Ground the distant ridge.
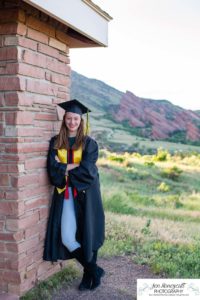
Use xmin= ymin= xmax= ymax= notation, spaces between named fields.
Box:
xmin=71 ymin=70 xmax=200 ymax=148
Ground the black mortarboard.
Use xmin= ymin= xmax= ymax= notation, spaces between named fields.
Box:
xmin=58 ymin=99 xmax=91 ymax=115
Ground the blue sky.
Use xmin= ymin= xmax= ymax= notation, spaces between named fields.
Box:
xmin=70 ymin=0 xmax=200 ymax=110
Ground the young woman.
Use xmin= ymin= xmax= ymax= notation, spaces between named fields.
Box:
xmin=43 ymin=99 xmax=105 ymax=290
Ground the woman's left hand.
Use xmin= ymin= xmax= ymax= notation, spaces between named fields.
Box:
xmin=67 ymin=163 xmax=80 ymax=171
xmin=55 ymin=155 xmax=60 ymax=163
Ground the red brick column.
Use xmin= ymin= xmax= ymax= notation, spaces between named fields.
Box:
xmin=0 ymin=1 xmax=71 ymax=295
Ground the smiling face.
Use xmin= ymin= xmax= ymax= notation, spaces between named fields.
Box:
xmin=65 ymin=112 xmax=81 ymax=136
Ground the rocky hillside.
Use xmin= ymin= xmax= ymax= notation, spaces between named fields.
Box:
xmin=70 ymin=71 xmax=123 ymax=113
xmin=71 ymin=71 xmax=200 ymax=147
xmin=111 ymin=91 xmax=200 ymax=142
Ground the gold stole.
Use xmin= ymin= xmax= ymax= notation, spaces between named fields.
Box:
xmin=56 ymin=146 xmax=82 ymax=194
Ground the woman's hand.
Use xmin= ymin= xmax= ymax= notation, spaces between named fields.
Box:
xmin=65 ymin=164 xmax=79 ymax=180
xmin=55 ymin=156 xmax=79 ymax=180
xmin=55 ymin=156 xmax=79 ymax=170
xmin=67 ymin=163 xmax=80 ymax=171
xmin=55 ymin=155 xmax=60 ymax=163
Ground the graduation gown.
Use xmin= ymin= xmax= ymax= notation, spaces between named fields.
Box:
xmin=43 ymin=135 xmax=105 ymax=263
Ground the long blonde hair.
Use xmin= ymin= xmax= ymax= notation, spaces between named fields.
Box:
xmin=54 ymin=114 xmax=86 ymax=150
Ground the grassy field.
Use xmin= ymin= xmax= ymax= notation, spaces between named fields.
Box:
xmin=98 ymin=148 xmax=200 ymax=278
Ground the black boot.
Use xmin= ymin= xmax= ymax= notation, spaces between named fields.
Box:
xmin=78 ymin=250 xmax=98 ymax=291
xmin=87 ymin=250 xmax=105 ymax=290
xmin=78 ymin=268 xmax=92 ymax=290
xmin=89 ymin=265 xmax=105 ymax=290
xmin=71 ymin=247 xmax=92 ymax=290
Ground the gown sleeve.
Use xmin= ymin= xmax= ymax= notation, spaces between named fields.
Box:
xmin=69 ymin=137 xmax=99 ymax=192
xmin=47 ymin=137 xmax=67 ymax=189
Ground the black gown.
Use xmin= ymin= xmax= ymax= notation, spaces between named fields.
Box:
xmin=43 ymin=135 xmax=105 ymax=263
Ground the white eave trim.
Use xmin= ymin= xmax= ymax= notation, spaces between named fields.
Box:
xmin=22 ymin=0 xmax=111 ymax=46
xmin=82 ymin=0 xmax=112 ymax=21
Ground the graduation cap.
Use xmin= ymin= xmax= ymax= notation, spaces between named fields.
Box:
xmin=58 ymin=99 xmax=91 ymax=115
xmin=58 ymin=99 xmax=91 ymax=134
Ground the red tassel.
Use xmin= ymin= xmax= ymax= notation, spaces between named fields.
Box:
xmin=64 ymin=176 xmax=69 ymax=200
xmin=64 ymin=187 xmax=69 ymax=199
xmin=72 ymin=149 xmax=78 ymax=199
xmin=73 ymin=187 xmax=78 ymax=198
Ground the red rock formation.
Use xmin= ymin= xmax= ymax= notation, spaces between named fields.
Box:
xmin=112 ymin=91 xmax=200 ymax=141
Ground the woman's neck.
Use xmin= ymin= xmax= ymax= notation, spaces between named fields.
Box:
xmin=68 ymin=133 xmax=77 ymax=137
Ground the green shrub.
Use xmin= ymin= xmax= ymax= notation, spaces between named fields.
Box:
xmin=128 ymin=192 xmax=156 ymax=207
xmin=131 ymin=152 xmax=141 ymax=158
xmin=144 ymin=161 xmax=155 ymax=167
xmin=153 ymin=148 xmax=169 ymax=161
xmin=136 ymin=241 xmax=200 ymax=278
xmin=125 ymin=160 xmax=135 ymax=168
xmin=166 ymin=129 xmax=187 ymax=143
xmin=103 ymin=193 xmax=137 ymax=215
xmin=174 ymin=199 xmax=183 ymax=208
xmin=126 ymin=167 xmax=148 ymax=180
xmin=157 ymin=182 xmax=170 ymax=192
xmin=108 ymin=154 xmax=126 ymax=163
xmin=141 ymin=219 xmax=151 ymax=235
xmin=161 ymin=166 xmax=183 ymax=181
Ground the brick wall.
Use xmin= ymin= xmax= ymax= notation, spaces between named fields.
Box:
xmin=0 ymin=0 xmax=71 ymax=295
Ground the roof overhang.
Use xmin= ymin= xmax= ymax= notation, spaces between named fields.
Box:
xmin=22 ymin=0 xmax=112 ymax=47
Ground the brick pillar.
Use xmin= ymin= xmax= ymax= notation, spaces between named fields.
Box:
xmin=0 ymin=1 xmax=71 ymax=296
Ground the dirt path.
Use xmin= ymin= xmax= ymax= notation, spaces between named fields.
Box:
xmin=52 ymin=256 xmax=160 ymax=300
